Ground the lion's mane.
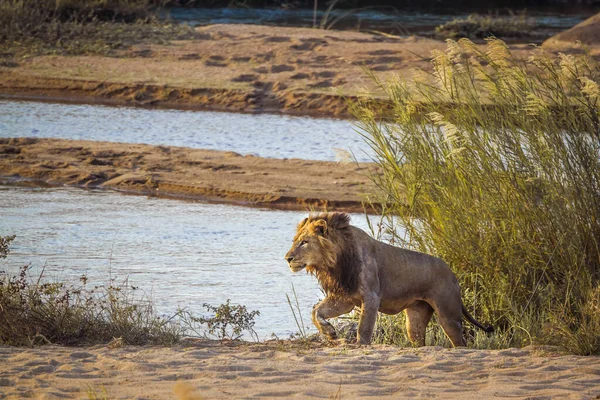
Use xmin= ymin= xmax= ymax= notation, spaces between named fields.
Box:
xmin=294 ymin=212 xmax=360 ymax=297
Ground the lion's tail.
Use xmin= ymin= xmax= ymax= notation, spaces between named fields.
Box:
xmin=462 ymin=305 xmax=494 ymax=333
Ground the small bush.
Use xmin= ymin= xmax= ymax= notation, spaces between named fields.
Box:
xmin=0 ymin=265 xmax=184 ymax=346
xmin=186 ymin=299 xmax=260 ymax=342
xmin=353 ymin=38 xmax=600 ymax=354
xmin=436 ymin=13 xmax=534 ymax=39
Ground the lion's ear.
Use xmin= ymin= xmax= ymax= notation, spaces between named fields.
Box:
xmin=312 ymin=219 xmax=328 ymax=236
xmin=297 ymin=218 xmax=309 ymax=233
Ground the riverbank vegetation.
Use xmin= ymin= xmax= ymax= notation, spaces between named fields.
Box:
xmin=353 ymin=38 xmax=600 ymax=355
xmin=0 ymin=236 xmax=261 ymax=346
xmin=0 ymin=0 xmax=196 ymax=57
xmin=435 ymin=12 xmax=535 ymax=39
xmin=0 ymin=264 xmax=183 ymax=346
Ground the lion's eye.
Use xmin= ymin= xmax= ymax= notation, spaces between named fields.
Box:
xmin=300 ymin=240 xmax=307 ymax=247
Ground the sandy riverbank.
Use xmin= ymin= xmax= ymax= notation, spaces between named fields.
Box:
xmin=1 ymin=340 xmax=599 ymax=399
xmin=0 ymin=24 xmax=547 ymax=119
xmin=0 ymin=138 xmax=378 ymax=212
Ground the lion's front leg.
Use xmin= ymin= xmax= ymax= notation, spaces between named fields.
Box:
xmin=357 ymin=293 xmax=380 ymax=345
xmin=312 ymin=297 xmax=355 ymax=340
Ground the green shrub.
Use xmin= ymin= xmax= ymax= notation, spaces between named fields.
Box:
xmin=546 ymin=286 xmax=600 ymax=355
xmin=353 ymin=38 xmax=600 ymax=354
xmin=436 ymin=13 xmax=534 ymax=39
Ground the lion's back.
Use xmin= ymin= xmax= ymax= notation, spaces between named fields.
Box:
xmin=350 ymin=225 xmax=456 ymax=296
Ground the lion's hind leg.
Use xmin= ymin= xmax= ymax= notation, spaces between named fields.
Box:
xmin=431 ymin=300 xmax=467 ymax=347
xmin=404 ymin=301 xmax=434 ymax=347
xmin=312 ymin=297 xmax=355 ymax=340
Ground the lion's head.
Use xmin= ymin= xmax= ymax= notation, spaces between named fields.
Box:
xmin=284 ymin=212 xmax=359 ymax=296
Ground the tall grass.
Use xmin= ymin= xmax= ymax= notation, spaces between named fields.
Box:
xmin=286 ymin=284 xmax=309 ymax=339
xmin=352 ymin=38 xmax=600 ymax=354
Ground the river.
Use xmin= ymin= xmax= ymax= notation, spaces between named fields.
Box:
xmin=166 ymin=6 xmax=591 ymax=36
xmin=0 ymin=100 xmax=370 ymax=162
xmin=0 ymin=185 xmax=375 ymax=339
xmin=0 ymin=100 xmax=376 ymax=338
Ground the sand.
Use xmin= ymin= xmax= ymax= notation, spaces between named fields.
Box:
xmin=0 ymin=137 xmax=378 ymax=212
xmin=543 ymin=12 xmax=600 ymax=53
xmin=0 ymin=341 xmax=598 ymax=399
xmin=0 ymin=24 xmax=541 ymax=118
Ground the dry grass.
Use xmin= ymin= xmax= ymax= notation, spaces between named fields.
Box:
xmin=0 ymin=236 xmax=263 ymax=346
xmin=0 ymin=0 xmax=197 ymax=58
xmin=436 ymin=13 xmax=535 ymax=39
xmin=0 ymin=264 xmax=183 ymax=346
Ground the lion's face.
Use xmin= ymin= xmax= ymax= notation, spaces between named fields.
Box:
xmin=285 ymin=233 xmax=320 ymax=272
xmin=285 ymin=218 xmax=329 ymax=273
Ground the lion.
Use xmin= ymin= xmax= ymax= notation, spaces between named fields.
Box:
xmin=284 ymin=212 xmax=493 ymax=346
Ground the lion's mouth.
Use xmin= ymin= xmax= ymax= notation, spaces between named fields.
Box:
xmin=289 ymin=263 xmax=306 ymax=272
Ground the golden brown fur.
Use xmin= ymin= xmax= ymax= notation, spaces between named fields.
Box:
xmin=292 ymin=213 xmax=359 ymax=297
xmin=285 ymin=212 xmax=493 ymax=346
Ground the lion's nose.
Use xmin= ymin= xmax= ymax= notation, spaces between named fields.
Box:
xmin=286 ymin=256 xmax=294 ymax=263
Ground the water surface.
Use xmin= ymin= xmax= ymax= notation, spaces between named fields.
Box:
xmin=0 ymin=185 xmax=371 ymax=339
xmin=0 ymin=100 xmax=370 ymax=162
